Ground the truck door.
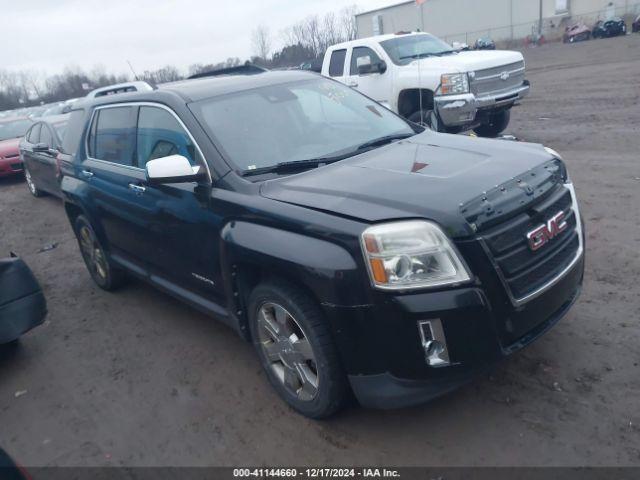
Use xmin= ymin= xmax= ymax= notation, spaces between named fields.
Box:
xmin=345 ymin=46 xmax=391 ymax=107
xmin=326 ymin=48 xmax=348 ymax=85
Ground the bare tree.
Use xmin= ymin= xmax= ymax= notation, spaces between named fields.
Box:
xmin=252 ymin=25 xmax=272 ymax=61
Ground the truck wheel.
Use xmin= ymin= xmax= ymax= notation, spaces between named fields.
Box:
xmin=24 ymin=168 xmax=43 ymax=198
xmin=248 ymin=280 xmax=349 ymax=419
xmin=473 ymin=109 xmax=511 ymax=138
xmin=73 ymin=215 xmax=126 ymax=291
xmin=408 ymin=109 xmax=442 ymax=132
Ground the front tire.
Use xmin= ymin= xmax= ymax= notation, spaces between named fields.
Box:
xmin=248 ymin=280 xmax=349 ymax=419
xmin=408 ymin=108 xmax=444 ymax=132
xmin=474 ymin=109 xmax=511 ymax=138
xmin=73 ymin=215 xmax=126 ymax=291
xmin=24 ymin=167 xmax=43 ymax=197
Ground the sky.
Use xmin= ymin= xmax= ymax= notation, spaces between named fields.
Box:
xmin=1 ymin=0 xmax=395 ymax=77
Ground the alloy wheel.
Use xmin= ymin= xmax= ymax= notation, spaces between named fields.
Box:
xmin=78 ymin=225 xmax=108 ymax=281
xmin=25 ymin=169 xmax=36 ymax=195
xmin=257 ymin=302 xmax=319 ymax=401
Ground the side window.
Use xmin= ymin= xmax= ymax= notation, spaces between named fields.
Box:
xmin=328 ymin=49 xmax=347 ymax=77
xmin=61 ymin=109 xmax=85 ymax=155
xmin=350 ymin=47 xmax=383 ymax=75
xmin=136 ymin=106 xmax=200 ymax=168
xmin=88 ymin=106 xmax=136 ymax=166
xmin=27 ymin=124 xmax=41 ymax=144
xmin=40 ymin=126 xmax=53 ymax=148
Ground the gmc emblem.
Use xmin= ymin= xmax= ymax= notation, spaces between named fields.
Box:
xmin=526 ymin=211 xmax=568 ymax=251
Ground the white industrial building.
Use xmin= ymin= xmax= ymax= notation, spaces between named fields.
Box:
xmin=355 ymin=0 xmax=639 ymax=43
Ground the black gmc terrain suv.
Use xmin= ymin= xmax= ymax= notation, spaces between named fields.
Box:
xmin=58 ymin=71 xmax=584 ymax=418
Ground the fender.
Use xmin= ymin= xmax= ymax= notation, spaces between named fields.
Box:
xmin=220 ymin=220 xmax=369 ymax=323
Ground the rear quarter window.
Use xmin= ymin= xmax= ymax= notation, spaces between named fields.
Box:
xmin=328 ymin=49 xmax=347 ymax=77
xmin=60 ymin=109 xmax=86 ymax=155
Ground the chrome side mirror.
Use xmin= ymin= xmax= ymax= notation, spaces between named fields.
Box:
xmin=145 ymin=155 xmax=203 ymax=185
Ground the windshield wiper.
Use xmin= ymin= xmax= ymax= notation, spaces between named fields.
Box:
xmin=241 ymin=154 xmax=351 ymax=177
xmin=241 ymin=133 xmax=415 ymax=177
xmin=356 ymin=133 xmax=415 ymax=151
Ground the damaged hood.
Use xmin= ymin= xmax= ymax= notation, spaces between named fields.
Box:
xmin=260 ymin=132 xmax=562 ymax=238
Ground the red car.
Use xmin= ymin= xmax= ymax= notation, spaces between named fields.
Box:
xmin=0 ymin=117 xmax=33 ymax=178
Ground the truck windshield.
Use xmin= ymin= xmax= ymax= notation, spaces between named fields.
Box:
xmin=381 ymin=34 xmax=456 ymax=66
xmin=191 ymin=77 xmax=415 ymax=175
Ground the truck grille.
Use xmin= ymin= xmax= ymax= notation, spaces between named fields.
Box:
xmin=470 ymin=61 xmax=526 ymax=98
xmin=479 ymin=185 xmax=581 ymax=302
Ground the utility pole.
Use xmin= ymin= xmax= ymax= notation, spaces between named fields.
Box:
xmin=420 ymin=3 xmax=425 ymax=32
xmin=538 ymin=0 xmax=543 ymax=36
xmin=510 ymin=0 xmax=514 ymax=42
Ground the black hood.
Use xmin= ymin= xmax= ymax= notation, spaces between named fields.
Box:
xmin=260 ymin=132 xmax=564 ymax=238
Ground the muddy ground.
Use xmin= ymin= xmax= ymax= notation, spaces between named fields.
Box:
xmin=1 ymin=34 xmax=639 ymax=467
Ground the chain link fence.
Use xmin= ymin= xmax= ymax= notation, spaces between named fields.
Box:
xmin=441 ymin=2 xmax=640 ymax=47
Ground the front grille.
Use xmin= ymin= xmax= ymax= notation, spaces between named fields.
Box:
xmin=470 ymin=60 xmax=525 ymax=97
xmin=480 ymin=185 xmax=581 ymax=302
xmin=10 ymin=163 xmax=22 ymax=171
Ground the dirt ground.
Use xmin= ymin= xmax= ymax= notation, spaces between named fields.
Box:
xmin=1 ymin=34 xmax=639 ymax=468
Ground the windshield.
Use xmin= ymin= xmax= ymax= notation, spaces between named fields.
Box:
xmin=381 ymin=34 xmax=455 ymax=65
xmin=0 ymin=119 xmax=32 ymax=141
xmin=191 ymin=77 xmax=415 ymax=173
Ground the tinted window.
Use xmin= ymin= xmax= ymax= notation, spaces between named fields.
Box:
xmin=27 ymin=124 xmax=41 ymax=144
xmin=136 ymin=106 xmax=199 ymax=168
xmin=40 ymin=125 xmax=53 ymax=147
xmin=350 ymin=47 xmax=383 ymax=75
xmin=328 ymin=49 xmax=347 ymax=77
xmin=88 ymin=106 xmax=136 ymax=165
xmin=61 ymin=110 xmax=85 ymax=155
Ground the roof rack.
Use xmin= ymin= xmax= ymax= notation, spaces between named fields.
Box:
xmin=86 ymin=81 xmax=155 ymax=98
xmin=188 ymin=64 xmax=268 ymax=80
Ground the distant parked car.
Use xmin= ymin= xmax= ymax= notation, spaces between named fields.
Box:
xmin=563 ymin=23 xmax=591 ymax=43
xmin=20 ymin=114 xmax=68 ymax=197
xmin=474 ymin=37 xmax=496 ymax=50
xmin=632 ymin=14 xmax=640 ymax=33
xmin=0 ymin=253 xmax=47 ymax=345
xmin=592 ymin=18 xmax=627 ymax=38
xmin=0 ymin=117 xmax=33 ymax=178
xmin=451 ymin=41 xmax=470 ymax=51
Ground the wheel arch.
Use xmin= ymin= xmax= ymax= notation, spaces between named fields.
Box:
xmin=219 ymin=221 xmax=366 ymax=341
xmin=397 ymin=88 xmax=435 ymax=119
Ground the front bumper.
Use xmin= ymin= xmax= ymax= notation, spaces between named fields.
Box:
xmin=434 ymin=80 xmax=530 ymax=127
xmin=323 ymin=248 xmax=584 ymax=409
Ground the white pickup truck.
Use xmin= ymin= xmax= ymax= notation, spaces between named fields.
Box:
xmin=321 ymin=32 xmax=530 ymax=137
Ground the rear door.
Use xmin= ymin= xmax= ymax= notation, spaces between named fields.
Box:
xmin=83 ymin=104 xmax=148 ymax=262
xmin=33 ymin=124 xmax=59 ymax=194
xmin=325 ymin=48 xmax=349 ymax=86
xmin=22 ymin=124 xmax=41 ymax=180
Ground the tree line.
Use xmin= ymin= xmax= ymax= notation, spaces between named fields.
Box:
xmin=0 ymin=5 xmax=358 ymax=112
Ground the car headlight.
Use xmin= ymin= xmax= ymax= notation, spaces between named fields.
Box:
xmin=440 ymin=73 xmax=469 ymax=95
xmin=361 ymin=220 xmax=471 ymax=290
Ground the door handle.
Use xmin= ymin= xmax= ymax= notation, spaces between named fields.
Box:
xmin=81 ymin=170 xmax=94 ymax=179
xmin=128 ymin=183 xmax=146 ymax=195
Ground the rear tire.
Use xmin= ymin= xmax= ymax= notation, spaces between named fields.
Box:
xmin=474 ymin=109 xmax=511 ymax=138
xmin=73 ymin=215 xmax=126 ymax=291
xmin=248 ymin=280 xmax=349 ymax=419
